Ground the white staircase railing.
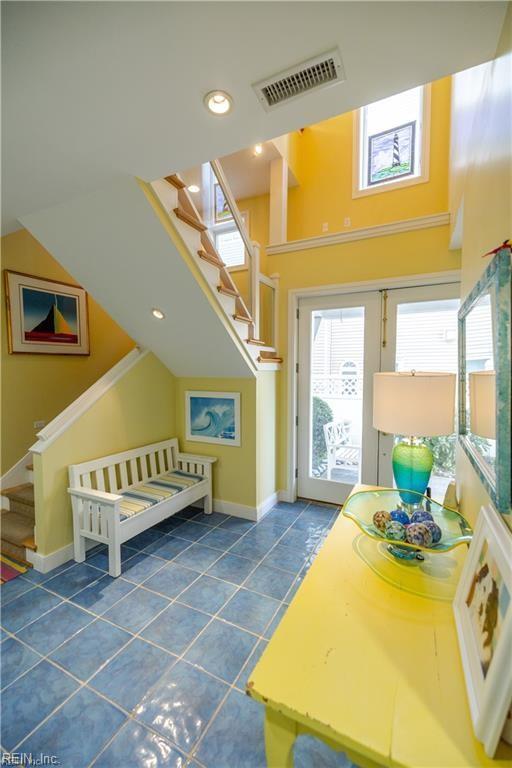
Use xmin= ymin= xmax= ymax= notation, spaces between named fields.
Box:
xmin=31 ymin=347 xmax=149 ymax=453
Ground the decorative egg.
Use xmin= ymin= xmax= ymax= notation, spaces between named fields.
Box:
xmin=423 ymin=520 xmax=442 ymax=544
xmin=385 ymin=520 xmax=406 ymax=541
xmin=410 ymin=510 xmax=434 ymax=524
xmin=405 ymin=522 xmax=433 ymax=547
xmin=373 ymin=510 xmax=391 ymax=532
xmin=390 ymin=509 xmax=410 ymax=526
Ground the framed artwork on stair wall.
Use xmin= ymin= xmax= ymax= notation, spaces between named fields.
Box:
xmin=4 ymin=270 xmax=90 ymax=355
xmin=185 ymin=391 xmax=241 ymax=446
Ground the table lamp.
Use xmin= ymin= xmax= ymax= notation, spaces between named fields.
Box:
xmin=469 ymin=371 xmax=496 ymax=439
xmin=373 ymin=371 xmax=456 ymax=504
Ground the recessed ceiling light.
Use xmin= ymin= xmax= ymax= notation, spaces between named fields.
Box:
xmin=151 ymin=308 xmax=165 ymax=320
xmin=204 ymin=90 xmax=233 ymax=115
xmin=187 ymin=184 xmax=200 ymax=193
xmin=254 ymin=144 xmax=263 ymax=156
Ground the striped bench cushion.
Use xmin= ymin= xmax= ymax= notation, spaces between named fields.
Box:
xmin=119 ymin=470 xmax=204 ymax=520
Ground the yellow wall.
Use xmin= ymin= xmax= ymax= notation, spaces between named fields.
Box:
xmin=1 ymin=229 xmax=135 ymax=473
xmin=256 ymin=371 xmax=277 ymax=505
xmin=270 ymin=225 xmax=460 ymax=491
xmin=34 ymin=352 xmax=176 ymax=555
xmin=175 ymin=377 xmax=257 ymax=509
xmin=35 ymin=364 xmax=277 ymax=555
xmin=451 ymin=6 xmax=512 ymax=526
xmin=287 ymin=77 xmax=451 ymax=241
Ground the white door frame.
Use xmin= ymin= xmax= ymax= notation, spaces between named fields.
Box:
xmin=297 ymin=291 xmax=381 ymax=503
xmin=285 ymin=270 xmax=461 ymax=503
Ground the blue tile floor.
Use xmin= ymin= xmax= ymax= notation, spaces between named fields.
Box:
xmin=1 ymin=501 xmax=359 ymax=768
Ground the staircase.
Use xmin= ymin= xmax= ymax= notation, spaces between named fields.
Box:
xmin=152 ymin=167 xmax=282 ymax=370
xmin=1 ymin=463 xmax=36 ymax=565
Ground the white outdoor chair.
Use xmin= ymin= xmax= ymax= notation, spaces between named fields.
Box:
xmin=323 ymin=420 xmax=361 ymax=479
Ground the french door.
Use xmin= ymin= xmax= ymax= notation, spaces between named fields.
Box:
xmin=297 ymin=283 xmax=460 ymax=505
xmin=377 ymin=284 xmax=461 ymax=498
xmin=297 ymin=292 xmax=381 ymax=504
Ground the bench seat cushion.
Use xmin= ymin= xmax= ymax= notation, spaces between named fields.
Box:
xmin=119 ymin=470 xmax=204 ymax=520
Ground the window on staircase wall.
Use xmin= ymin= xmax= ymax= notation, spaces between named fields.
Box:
xmin=353 ymin=84 xmax=431 ymax=198
xmin=213 ymin=211 xmax=249 ymax=270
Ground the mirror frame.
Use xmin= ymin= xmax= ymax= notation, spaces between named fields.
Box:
xmin=458 ymin=248 xmax=511 ymax=513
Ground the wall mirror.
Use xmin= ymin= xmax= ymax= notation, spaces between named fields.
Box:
xmin=458 ymin=247 xmax=511 ymax=513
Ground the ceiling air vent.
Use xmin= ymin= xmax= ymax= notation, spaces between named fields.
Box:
xmin=253 ymin=49 xmax=345 ymax=111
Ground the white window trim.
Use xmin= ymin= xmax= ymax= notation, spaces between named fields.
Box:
xmin=352 ymin=84 xmax=431 ymax=199
xmin=212 ymin=210 xmax=250 ymax=272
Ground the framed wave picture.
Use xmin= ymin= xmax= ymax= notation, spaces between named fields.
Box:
xmin=5 ymin=271 xmax=89 ymax=355
xmin=186 ymin=391 xmax=240 ymax=446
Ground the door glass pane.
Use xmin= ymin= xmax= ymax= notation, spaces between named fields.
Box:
xmin=310 ymin=306 xmax=365 ymax=484
xmin=394 ymin=298 xmax=460 ymax=498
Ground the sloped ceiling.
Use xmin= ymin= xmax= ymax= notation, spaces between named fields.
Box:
xmin=2 ymin=1 xmax=507 ymax=234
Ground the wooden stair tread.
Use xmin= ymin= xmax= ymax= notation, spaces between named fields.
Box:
xmin=174 ymin=207 xmax=207 ymax=232
xmin=26 ymin=464 xmax=33 ymax=471
xmin=165 ymin=174 xmax=186 ymax=189
xmin=0 ymin=539 xmax=33 ymax=566
xmin=247 ymin=338 xmax=267 ymax=346
xmin=198 ymin=250 xmax=225 ymax=268
xmin=2 ymin=483 xmax=34 ymax=505
xmin=217 ymin=285 xmax=239 ymax=298
xmin=233 ymin=314 xmax=253 ymax=324
xmin=1 ymin=511 xmax=36 ymax=549
xmin=258 ymin=356 xmax=283 ymax=363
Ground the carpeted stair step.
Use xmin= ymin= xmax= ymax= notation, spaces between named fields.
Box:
xmin=2 ymin=483 xmax=35 ymax=518
xmin=0 ymin=537 xmax=32 ymax=566
xmin=1 ymin=509 xmax=36 ymax=551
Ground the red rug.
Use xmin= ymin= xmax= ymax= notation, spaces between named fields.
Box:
xmin=0 ymin=554 xmax=28 ymax=583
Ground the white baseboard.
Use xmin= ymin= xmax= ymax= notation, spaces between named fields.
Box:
xmin=256 ymin=492 xmax=279 ymax=521
xmin=27 ymin=539 xmax=97 ymax=574
xmin=192 ymin=497 xmax=259 ymax=521
xmin=278 ymin=489 xmax=295 ymax=503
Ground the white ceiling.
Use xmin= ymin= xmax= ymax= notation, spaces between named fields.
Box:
xmin=2 ymin=1 xmax=507 ymax=234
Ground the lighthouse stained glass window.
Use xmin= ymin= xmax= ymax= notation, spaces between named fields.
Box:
xmin=359 ymin=86 xmax=424 ymax=189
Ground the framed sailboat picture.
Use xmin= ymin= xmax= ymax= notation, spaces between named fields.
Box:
xmin=4 ymin=271 xmax=90 ymax=355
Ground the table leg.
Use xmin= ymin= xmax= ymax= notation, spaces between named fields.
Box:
xmin=264 ymin=707 xmax=297 ymax=768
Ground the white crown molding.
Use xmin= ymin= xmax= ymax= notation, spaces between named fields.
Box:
xmin=31 ymin=347 xmax=149 ymax=455
xmin=267 ymin=212 xmax=451 ymax=256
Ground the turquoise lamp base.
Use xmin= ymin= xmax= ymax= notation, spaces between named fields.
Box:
xmin=392 ymin=440 xmax=433 ymax=505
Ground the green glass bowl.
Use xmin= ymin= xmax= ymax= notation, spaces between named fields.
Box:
xmin=342 ymin=488 xmax=473 ymax=556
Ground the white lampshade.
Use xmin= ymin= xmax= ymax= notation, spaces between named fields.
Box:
xmin=469 ymin=371 xmax=496 ymax=439
xmin=373 ymin=372 xmax=456 ymax=437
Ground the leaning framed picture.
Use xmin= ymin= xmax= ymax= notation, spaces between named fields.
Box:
xmin=186 ymin=391 xmax=240 ymax=446
xmin=367 ymin=120 xmax=416 ymax=186
xmin=4 ymin=270 xmax=90 ymax=355
xmin=214 ymin=183 xmax=232 ymax=223
xmin=453 ymin=504 xmax=512 ymax=757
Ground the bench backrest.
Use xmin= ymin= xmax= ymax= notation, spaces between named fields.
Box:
xmin=68 ymin=438 xmax=179 ymax=495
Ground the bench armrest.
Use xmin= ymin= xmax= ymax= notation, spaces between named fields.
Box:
xmin=177 ymin=453 xmax=216 ymax=479
xmin=68 ymin=487 xmax=123 ymax=504
xmin=177 ymin=453 xmax=217 ymax=465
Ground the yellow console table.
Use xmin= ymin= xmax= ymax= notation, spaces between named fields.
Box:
xmin=247 ymin=485 xmax=512 ymax=768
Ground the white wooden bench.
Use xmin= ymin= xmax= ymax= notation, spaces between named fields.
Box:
xmin=68 ymin=438 xmax=216 ymax=577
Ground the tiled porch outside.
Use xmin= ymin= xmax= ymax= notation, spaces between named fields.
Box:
xmin=1 ymin=501 xmax=359 ymax=768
